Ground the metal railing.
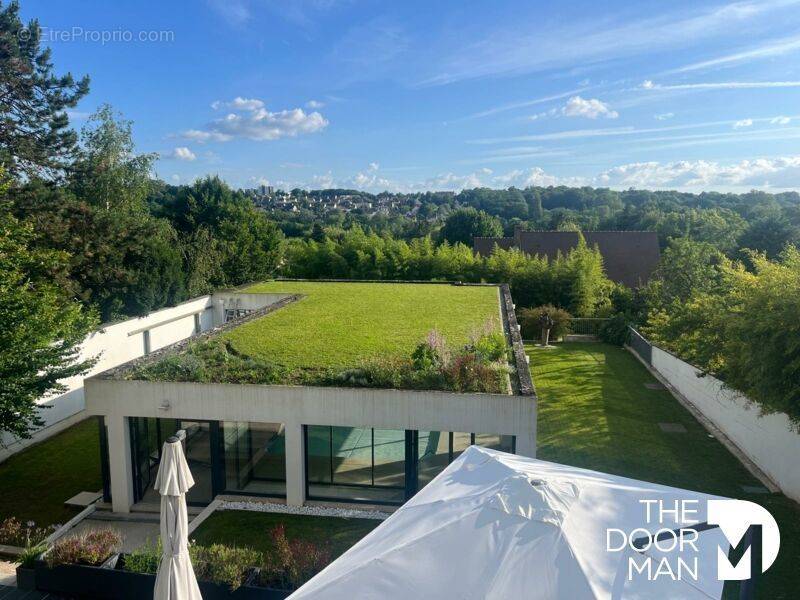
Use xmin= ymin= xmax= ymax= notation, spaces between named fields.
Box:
xmin=568 ymin=318 xmax=610 ymax=337
xmin=627 ymin=326 xmax=652 ymax=365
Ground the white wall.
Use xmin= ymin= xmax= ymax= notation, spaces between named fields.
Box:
xmin=0 ymin=291 xmax=295 ymax=462
xmin=0 ymin=295 xmax=214 ymax=461
xmin=85 ymin=377 xmax=537 ymax=511
xmin=651 ymin=346 xmax=800 ymax=503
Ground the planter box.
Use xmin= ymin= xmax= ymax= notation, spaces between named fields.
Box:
xmin=15 ymin=565 xmax=36 ymax=590
xmin=34 ymin=555 xmax=291 ymax=600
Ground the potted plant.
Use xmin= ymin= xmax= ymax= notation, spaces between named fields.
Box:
xmin=16 ymin=543 xmax=46 ymax=590
xmin=34 ymin=528 xmax=123 ymax=598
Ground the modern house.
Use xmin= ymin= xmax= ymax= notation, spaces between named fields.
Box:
xmin=84 ymin=281 xmax=537 ymax=513
xmin=474 ymin=229 xmax=661 ymax=288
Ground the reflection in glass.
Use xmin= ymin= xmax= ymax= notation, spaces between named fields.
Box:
xmin=223 ymin=422 xmax=285 ymax=496
xmin=305 ymin=426 xmax=406 ymax=504
xmin=417 ymin=431 xmax=450 ymax=489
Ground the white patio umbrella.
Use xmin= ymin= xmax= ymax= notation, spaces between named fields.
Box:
xmin=153 ymin=431 xmax=203 ymax=600
xmin=290 ymin=446 xmax=731 ymax=600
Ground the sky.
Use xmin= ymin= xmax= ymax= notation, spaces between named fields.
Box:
xmin=20 ymin=0 xmax=800 ymax=193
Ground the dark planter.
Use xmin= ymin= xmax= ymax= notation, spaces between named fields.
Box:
xmin=15 ymin=565 xmax=36 ymax=590
xmin=34 ymin=555 xmax=291 ymax=600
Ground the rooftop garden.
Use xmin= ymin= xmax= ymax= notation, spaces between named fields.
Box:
xmin=126 ymin=281 xmax=515 ymax=394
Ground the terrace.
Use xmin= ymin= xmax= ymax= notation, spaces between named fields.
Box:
xmin=85 ymin=281 xmax=537 ymax=512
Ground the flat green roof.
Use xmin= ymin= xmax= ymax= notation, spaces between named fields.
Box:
xmin=223 ymin=281 xmax=501 ymax=370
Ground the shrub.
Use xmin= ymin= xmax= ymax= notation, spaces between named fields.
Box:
xmin=411 ymin=329 xmax=449 ymax=371
xmin=190 ymin=543 xmax=262 ymax=591
xmin=518 ymin=305 xmax=572 ymax=340
xmin=48 ymin=529 xmax=122 ymax=567
xmin=124 ymin=539 xmax=162 ymax=575
xmin=18 ymin=544 xmax=47 ymax=568
xmin=129 ymin=339 xmax=286 ymax=385
xmin=468 ymin=330 xmax=507 ymax=363
xmin=0 ymin=517 xmax=56 ymax=547
xmin=599 ymin=314 xmax=631 ymax=346
xmin=443 ymin=353 xmax=504 ymax=393
xmin=259 ymin=525 xmax=332 ymax=590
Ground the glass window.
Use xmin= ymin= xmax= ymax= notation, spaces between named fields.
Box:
xmin=130 ymin=418 xmax=214 ymax=506
xmin=305 ymin=426 xmax=406 ymax=504
xmin=417 ymin=431 xmax=450 ymax=489
xmin=372 ymin=429 xmax=406 ymax=489
xmin=222 ymin=422 xmax=286 ymax=497
xmin=306 ymin=425 xmax=332 ymax=484
xmin=332 ymin=427 xmax=373 ymax=486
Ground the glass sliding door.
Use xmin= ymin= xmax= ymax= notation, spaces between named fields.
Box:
xmin=416 ymin=431 xmax=450 ymax=489
xmin=130 ymin=417 xmax=215 ymax=506
xmin=305 ymin=426 xmax=406 ymax=504
xmin=222 ymin=421 xmax=286 ymax=497
xmin=304 ymin=426 xmax=517 ymax=504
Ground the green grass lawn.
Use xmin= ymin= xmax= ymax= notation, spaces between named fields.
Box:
xmin=228 ymin=281 xmax=500 ymax=370
xmin=530 ymin=342 xmax=800 ymax=599
xmin=192 ymin=510 xmax=379 ymax=560
xmin=0 ymin=418 xmax=102 ymax=529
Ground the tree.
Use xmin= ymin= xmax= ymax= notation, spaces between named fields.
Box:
xmin=643 ymin=248 xmax=800 ymax=424
xmin=17 ymin=186 xmax=186 ymax=321
xmin=0 ymin=1 xmax=89 ymax=179
xmin=737 ymin=214 xmax=799 ymax=260
xmin=440 ymin=207 xmax=502 ymax=246
xmin=158 ymin=177 xmax=284 ymax=286
xmin=0 ymin=174 xmax=97 ymax=437
xmin=70 ymin=105 xmax=156 ymax=212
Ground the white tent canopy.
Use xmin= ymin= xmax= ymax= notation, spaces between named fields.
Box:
xmin=290 ymin=446 xmax=729 ymax=599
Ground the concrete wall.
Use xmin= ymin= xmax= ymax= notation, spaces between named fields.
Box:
xmin=84 ymin=377 xmax=537 ymax=511
xmin=0 ymin=291 xmax=296 ymax=462
xmin=650 ymin=346 xmax=800 ymax=503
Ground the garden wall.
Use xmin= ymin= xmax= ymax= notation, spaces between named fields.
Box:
xmin=0 ymin=291 xmax=290 ymax=462
xmin=627 ymin=328 xmax=800 ymax=503
xmin=0 ymin=296 xmax=216 ymax=461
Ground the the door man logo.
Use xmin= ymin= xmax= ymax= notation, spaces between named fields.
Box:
xmin=606 ymin=498 xmax=780 ymax=583
xmin=708 ymin=499 xmax=780 ymax=580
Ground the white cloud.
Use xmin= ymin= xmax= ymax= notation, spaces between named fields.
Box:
xmin=168 ymin=146 xmax=197 ymax=161
xmin=66 ymin=110 xmax=90 ymax=121
xmin=771 ymin=116 xmax=792 ymax=125
xmin=595 ymin=157 xmax=800 ymax=189
xmin=638 ymin=80 xmax=800 ymax=91
xmin=561 ymin=96 xmax=618 ymax=119
xmin=256 ymin=155 xmax=800 ymax=194
xmin=460 ymin=88 xmax=587 ymax=121
xmin=420 ymin=0 xmax=800 ymax=86
xmin=733 ymin=118 xmax=753 ymax=129
xmin=668 ymin=34 xmax=800 ymax=74
xmin=181 ymin=129 xmax=232 ymax=143
xmin=180 ymin=97 xmax=328 ymax=142
xmin=211 ymin=97 xmax=265 ymax=111
xmin=368 ymin=162 xmax=380 ymax=171
xmin=654 ymin=112 xmax=674 ymax=120
xmin=306 ymin=100 xmax=325 ymax=109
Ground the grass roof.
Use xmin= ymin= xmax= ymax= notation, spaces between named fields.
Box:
xmin=223 ymin=281 xmax=501 ymax=370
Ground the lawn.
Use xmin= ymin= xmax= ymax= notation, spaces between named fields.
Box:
xmin=192 ymin=510 xmax=379 ymax=560
xmin=0 ymin=418 xmax=102 ymax=529
xmin=228 ymin=281 xmax=500 ymax=370
xmin=530 ymin=342 xmax=800 ymax=599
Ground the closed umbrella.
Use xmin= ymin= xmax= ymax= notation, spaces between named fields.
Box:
xmin=154 ymin=431 xmax=202 ymax=600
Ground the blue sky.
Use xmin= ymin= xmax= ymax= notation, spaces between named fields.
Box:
xmin=21 ymin=0 xmax=800 ymax=192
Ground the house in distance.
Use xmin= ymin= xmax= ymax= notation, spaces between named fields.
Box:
xmin=474 ymin=229 xmax=661 ymax=288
